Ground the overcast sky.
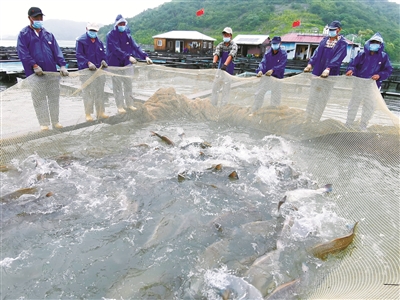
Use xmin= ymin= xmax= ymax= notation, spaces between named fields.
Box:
xmin=1 ymin=0 xmax=399 ymax=37
xmin=0 ymin=0 xmax=171 ymax=37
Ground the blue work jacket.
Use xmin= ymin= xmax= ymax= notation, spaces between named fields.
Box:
xmin=255 ymin=48 xmax=287 ymax=79
xmin=309 ymin=35 xmax=347 ymax=76
xmin=76 ymin=33 xmax=107 ymax=70
xmin=106 ymin=28 xmax=148 ymax=67
xmin=17 ymin=26 xmax=66 ymax=77
xmin=347 ymin=38 xmax=393 ymax=88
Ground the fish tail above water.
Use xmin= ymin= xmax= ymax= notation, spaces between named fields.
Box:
xmin=277 ymin=196 xmax=287 ymax=211
xmin=150 ymin=131 xmax=162 ymax=138
xmin=324 ymin=184 xmax=333 ymax=192
xmin=229 ymin=171 xmax=239 ymax=179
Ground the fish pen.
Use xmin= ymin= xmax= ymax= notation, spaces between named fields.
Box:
xmin=1 ymin=64 xmax=399 ymax=299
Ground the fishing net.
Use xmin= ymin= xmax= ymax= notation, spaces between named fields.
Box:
xmin=1 ymin=63 xmax=399 ymax=299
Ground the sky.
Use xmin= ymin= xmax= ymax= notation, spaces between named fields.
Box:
xmin=1 ymin=0 xmax=399 ymax=37
xmin=0 ymin=0 xmax=171 ymax=37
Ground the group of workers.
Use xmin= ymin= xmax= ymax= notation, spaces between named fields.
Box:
xmin=213 ymin=22 xmax=393 ymax=130
xmin=17 ymin=7 xmax=393 ymax=132
xmin=17 ymin=7 xmax=153 ymax=130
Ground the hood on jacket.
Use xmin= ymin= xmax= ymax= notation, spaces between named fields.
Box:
xmin=114 ymin=14 xmax=127 ymax=27
xmin=364 ymin=32 xmax=385 ymax=53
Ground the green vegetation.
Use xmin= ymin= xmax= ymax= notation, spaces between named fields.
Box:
xmin=98 ymin=0 xmax=400 ymax=62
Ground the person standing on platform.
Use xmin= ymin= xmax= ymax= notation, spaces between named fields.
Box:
xmin=250 ymin=36 xmax=287 ymax=115
xmin=303 ymin=20 xmax=347 ymax=122
xmin=211 ymin=27 xmax=237 ymax=106
xmin=106 ymin=14 xmax=153 ymax=114
xmin=17 ymin=7 xmax=69 ymax=131
xmin=76 ymin=22 xmax=109 ymax=122
xmin=345 ymin=32 xmax=393 ymax=130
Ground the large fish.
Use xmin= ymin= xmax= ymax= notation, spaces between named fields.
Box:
xmin=278 ymin=184 xmax=332 ymax=211
xmin=214 ymin=274 xmax=263 ymax=300
xmin=1 ymin=187 xmax=38 ymax=203
xmin=265 ymin=279 xmax=300 ymax=300
xmin=244 ymin=249 xmax=281 ymax=297
xmin=150 ymin=131 xmax=175 ymax=146
xmin=309 ymin=221 xmax=358 ymax=260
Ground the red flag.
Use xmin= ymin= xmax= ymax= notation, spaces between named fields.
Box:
xmin=196 ymin=8 xmax=204 ymax=16
xmin=292 ymin=20 xmax=301 ymax=27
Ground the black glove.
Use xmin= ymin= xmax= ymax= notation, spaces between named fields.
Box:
xmin=212 ymin=62 xmax=217 ymax=69
xmin=221 ymin=64 xmax=227 ymax=71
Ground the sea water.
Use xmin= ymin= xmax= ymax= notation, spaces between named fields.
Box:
xmin=2 ymin=119 xmax=379 ymax=299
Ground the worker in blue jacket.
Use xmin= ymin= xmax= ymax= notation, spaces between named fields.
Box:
xmin=106 ymin=14 xmax=153 ymax=114
xmin=345 ymin=32 xmax=393 ymax=130
xmin=251 ymin=36 xmax=287 ymax=114
xmin=303 ymin=20 xmax=348 ymax=122
xmin=17 ymin=7 xmax=69 ymax=131
xmin=76 ymin=22 xmax=109 ymax=121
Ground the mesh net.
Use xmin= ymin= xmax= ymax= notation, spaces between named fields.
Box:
xmin=1 ymin=64 xmax=399 ymax=298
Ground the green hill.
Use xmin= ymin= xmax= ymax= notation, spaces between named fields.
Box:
xmin=98 ymin=0 xmax=400 ymax=62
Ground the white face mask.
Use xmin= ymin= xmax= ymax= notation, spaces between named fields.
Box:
xmin=223 ymin=37 xmax=231 ymax=43
xmin=328 ymin=30 xmax=337 ymax=37
xmin=271 ymin=44 xmax=280 ymax=50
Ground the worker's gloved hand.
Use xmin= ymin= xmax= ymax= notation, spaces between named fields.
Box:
xmin=146 ymin=57 xmax=153 ymax=65
xmin=345 ymin=70 xmax=353 ymax=76
xmin=256 ymin=71 xmax=263 ymax=77
xmin=129 ymin=56 xmax=137 ymax=64
xmin=33 ymin=65 xmax=43 ymax=76
xmin=101 ymin=60 xmax=108 ymax=68
xmin=212 ymin=62 xmax=217 ymax=69
xmin=221 ymin=64 xmax=227 ymax=71
xmin=88 ymin=62 xmax=96 ymax=71
xmin=265 ymin=69 xmax=273 ymax=76
xmin=303 ymin=64 xmax=312 ymax=72
xmin=60 ymin=66 xmax=69 ymax=76
xmin=371 ymin=74 xmax=380 ymax=81
xmin=321 ymin=68 xmax=330 ymax=78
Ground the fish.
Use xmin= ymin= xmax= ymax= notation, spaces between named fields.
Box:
xmin=309 ymin=221 xmax=358 ymax=260
xmin=265 ymin=279 xmax=300 ymax=300
xmin=277 ymin=196 xmax=286 ymax=211
xmin=244 ymin=249 xmax=281 ymax=297
xmin=207 ymin=163 xmax=223 ymax=171
xmin=150 ymin=131 xmax=174 ymax=146
xmin=228 ymin=171 xmax=239 ymax=179
xmin=216 ymin=274 xmax=263 ymax=300
xmin=133 ymin=143 xmax=150 ymax=148
xmin=178 ymin=173 xmax=186 ymax=182
xmin=279 ymin=184 xmax=332 ymax=210
xmin=0 ymin=165 xmax=13 ymax=172
xmin=1 ymin=187 xmax=38 ymax=203
xmin=181 ymin=141 xmax=211 ymax=149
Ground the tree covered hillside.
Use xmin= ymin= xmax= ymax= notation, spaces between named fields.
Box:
xmin=98 ymin=0 xmax=400 ymax=62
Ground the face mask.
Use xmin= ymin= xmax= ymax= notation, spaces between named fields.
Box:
xmin=369 ymin=43 xmax=380 ymax=52
xmin=328 ymin=30 xmax=337 ymax=37
xmin=271 ymin=44 xmax=280 ymax=50
xmin=223 ymin=37 xmax=231 ymax=43
xmin=118 ymin=26 xmax=126 ymax=32
xmin=87 ymin=31 xmax=97 ymax=38
xmin=31 ymin=20 xmax=43 ymax=29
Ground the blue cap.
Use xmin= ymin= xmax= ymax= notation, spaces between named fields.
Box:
xmin=271 ymin=36 xmax=281 ymax=44
xmin=328 ymin=20 xmax=342 ymax=30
